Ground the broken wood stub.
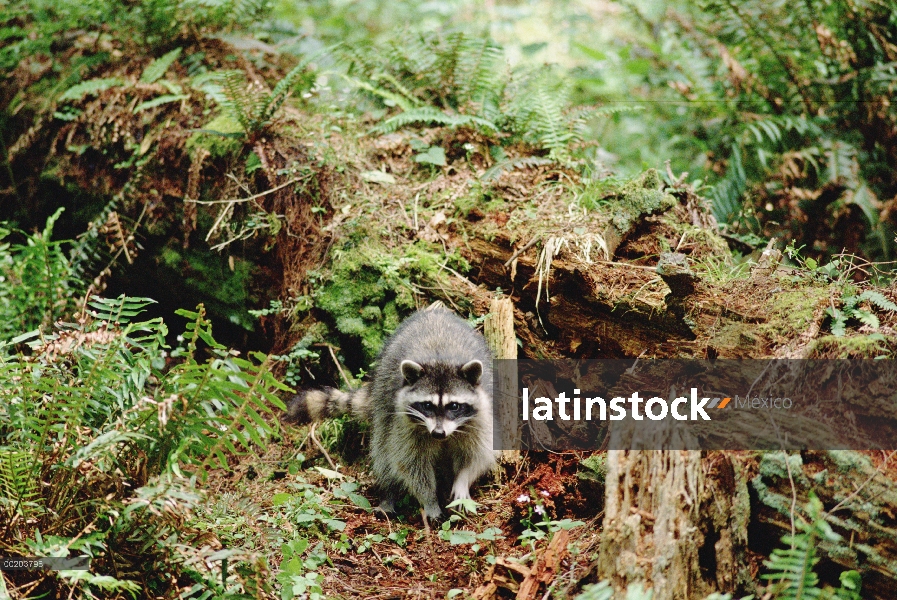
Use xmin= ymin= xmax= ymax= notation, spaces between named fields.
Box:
xmin=484 ymin=297 xmax=521 ymax=461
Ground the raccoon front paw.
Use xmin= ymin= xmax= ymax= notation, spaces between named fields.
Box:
xmin=450 ymin=484 xmax=471 ymax=501
xmin=375 ymin=499 xmax=396 ymax=517
xmin=423 ymin=504 xmax=445 ymax=522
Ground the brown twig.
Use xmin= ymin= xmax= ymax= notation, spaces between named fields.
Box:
xmin=504 ymin=236 xmax=540 ymax=268
xmin=327 ymin=345 xmax=352 ymax=388
xmin=308 ymin=423 xmax=337 ymax=470
xmin=830 ymin=449 xmax=897 ymax=514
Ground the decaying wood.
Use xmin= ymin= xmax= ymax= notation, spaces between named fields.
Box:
xmin=485 ymin=297 xmax=521 ymax=460
xmin=597 ymin=450 xmax=753 ymax=599
xmin=471 ymin=530 xmax=570 ymax=600
xmin=753 ymin=450 xmax=897 ymax=600
xmin=516 ymin=529 xmax=569 ymax=600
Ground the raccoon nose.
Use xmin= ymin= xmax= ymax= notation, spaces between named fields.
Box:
xmin=431 ymin=429 xmax=446 ymax=440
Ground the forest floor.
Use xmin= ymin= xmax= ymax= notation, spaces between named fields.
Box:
xmin=7 ymin=30 xmax=897 ymax=599
xmin=208 ymin=433 xmax=608 ymax=600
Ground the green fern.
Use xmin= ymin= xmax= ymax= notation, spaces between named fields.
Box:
xmin=344 ymin=34 xmax=594 ymax=162
xmin=711 ymin=144 xmax=747 ymax=223
xmin=59 ymin=77 xmax=125 ymax=102
xmin=762 ymin=495 xmax=861 ymax=600
xmin=140 ymin=47 xmax=183 ymax=84
xmin=0 ymin=448 xmax=40 ymax=520
xmin=826 ymin=289 xmax=897 ymax=337
xmin=217 ymin=55 xmax=316 ymax=139
xmin=507 ymin=69 xmax=584 ymax=161
xmin=0 ymin=293 xmax=288 ymax=593
xmin=0 ymin=208 xmax=84 ymax=341
xmin=370 ymin=106 xmax=498 ymax=134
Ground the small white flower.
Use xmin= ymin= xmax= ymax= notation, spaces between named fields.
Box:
xmin=540 ymin=490 xmax=550 ymax=497
xmin=517 ymin=494 xmax=531 ymax=503
xmin=534 ymin=504 xmax=545 ymax=515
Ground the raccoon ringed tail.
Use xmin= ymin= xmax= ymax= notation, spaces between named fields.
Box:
xmin=284 ymin=386 xmax=371 ymax=423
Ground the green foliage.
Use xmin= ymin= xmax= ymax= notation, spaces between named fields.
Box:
xmin=3 ymin=0 xmax=273 ymax=64
xmin=215 ymin=58 xmax=317 ymax=140
xmin=371 ymin=106 xmax=499 ymax=135
xmin=58 ymin=77 xmax=126 ymax=102
xmin=826 ymin=290 xmax=897 ymax=338
xmin=437 ymin=501 xmax=506 ymax=549
xmin=342 ymin=31 xmax=600 ymax=164
xmin=652 ymin=0 xmax=897 ymax=259
xmin=762 ymin=495 xmax=861 ymax=600
xmin=139 ymin=47 xmax=183 ymax=83
xmin=0 ymin=209 xmax=84 ymax=343
xmin=277 ymin=537 xmax=327 ymax=600
xmin=268 ymin=332 xmax=322 ymax=388
xmin=0 ymin=267 xmax=289 ymax=597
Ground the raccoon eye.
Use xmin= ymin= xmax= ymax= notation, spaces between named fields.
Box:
xmin=446 ymin=402 xmax=460 ymax=412
xmin=421 ymin=402 xmax=436 ymax=411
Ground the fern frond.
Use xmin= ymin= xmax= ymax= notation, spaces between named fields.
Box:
xmin=452 ymin=35 xmax=505 ymax=117
xmin=507 ymin=70 xmax=583 ymax=161
xmin=59 ymin=77 xmax=125 ymax=102
xmin=86 ymin=295 xmax=157 ymax=323
xmin=590 ymin=104 xmax=645 ymax=118
xmin=481 ymin=156 xmax=555 ymax=182
xmin=0 ymin=448 xmax=41 ymax=518
xmin=853 ymin=310 xmax=880 ymax=329
xmin=140 ymin=47 xmax=182 ymax=84
xmin=342 ymin=75 xmax=421 ymax=112
xmin=711 ymin=144 xmax=747 ymax=223
xmin=220 ymin=69 xmax=252 ymax=133
xmin=370 ymin=107 xmax=498 ymax=134
xmin=259 ymin=57 xmax=315 ymax=123
xmin=857 ymin=290 xmax=897 ymax=312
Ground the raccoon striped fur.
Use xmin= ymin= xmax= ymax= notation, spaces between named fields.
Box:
xmin=286 ymin=307 xmax=496 ymax=520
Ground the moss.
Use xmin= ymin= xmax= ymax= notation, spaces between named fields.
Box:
xmin=751 ymin=452 xmax=808 ymax=516
xmin=708 ymin=322 xmax=760 ymax=353
xmin=311 ymin=236 xmax=464 ymax=363
xmin=185 ymin=113 xmax=245 ymax=159
xmin=759 ymin=282 xmax=830 ymax=340
xmin=757 ymin=451 xmax=808 ymax=484
xmin=610 ymin=168 xmax=676 ymax=232
xmin=806 ymin=334 xmax=893 ymax=358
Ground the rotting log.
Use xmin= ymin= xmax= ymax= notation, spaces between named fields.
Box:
xmin=447 ymin=187 xmax=897 ymax=597
xmin=751 ymin=450 xmax=897 ymax=600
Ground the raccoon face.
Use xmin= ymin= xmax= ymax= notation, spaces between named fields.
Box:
xmin=398 ymin=359 xmax=483 ymax=439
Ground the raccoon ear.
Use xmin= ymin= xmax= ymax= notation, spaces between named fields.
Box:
xmin=400 ymin=360 xmax=424 ymax=384
xmin=460 ymin=360 xmax=483 ymax=385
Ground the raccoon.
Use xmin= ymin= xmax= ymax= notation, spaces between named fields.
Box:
xmin=286 ymin=308 xmax=496 ymax=520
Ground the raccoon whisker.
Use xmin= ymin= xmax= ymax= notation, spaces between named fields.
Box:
xmin=395 ymin=409 xmax=427 ymax=423
xmin=454 ymin=416 xmax=476 ymax=429
xmin=451 ymin=422 xmax=477 ymax=437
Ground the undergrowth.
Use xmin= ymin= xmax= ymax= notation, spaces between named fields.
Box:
xmin=341 ymin=30 xmax=637 ymax=168
xmin=0 ymin=216 xmax=289 ymax=598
